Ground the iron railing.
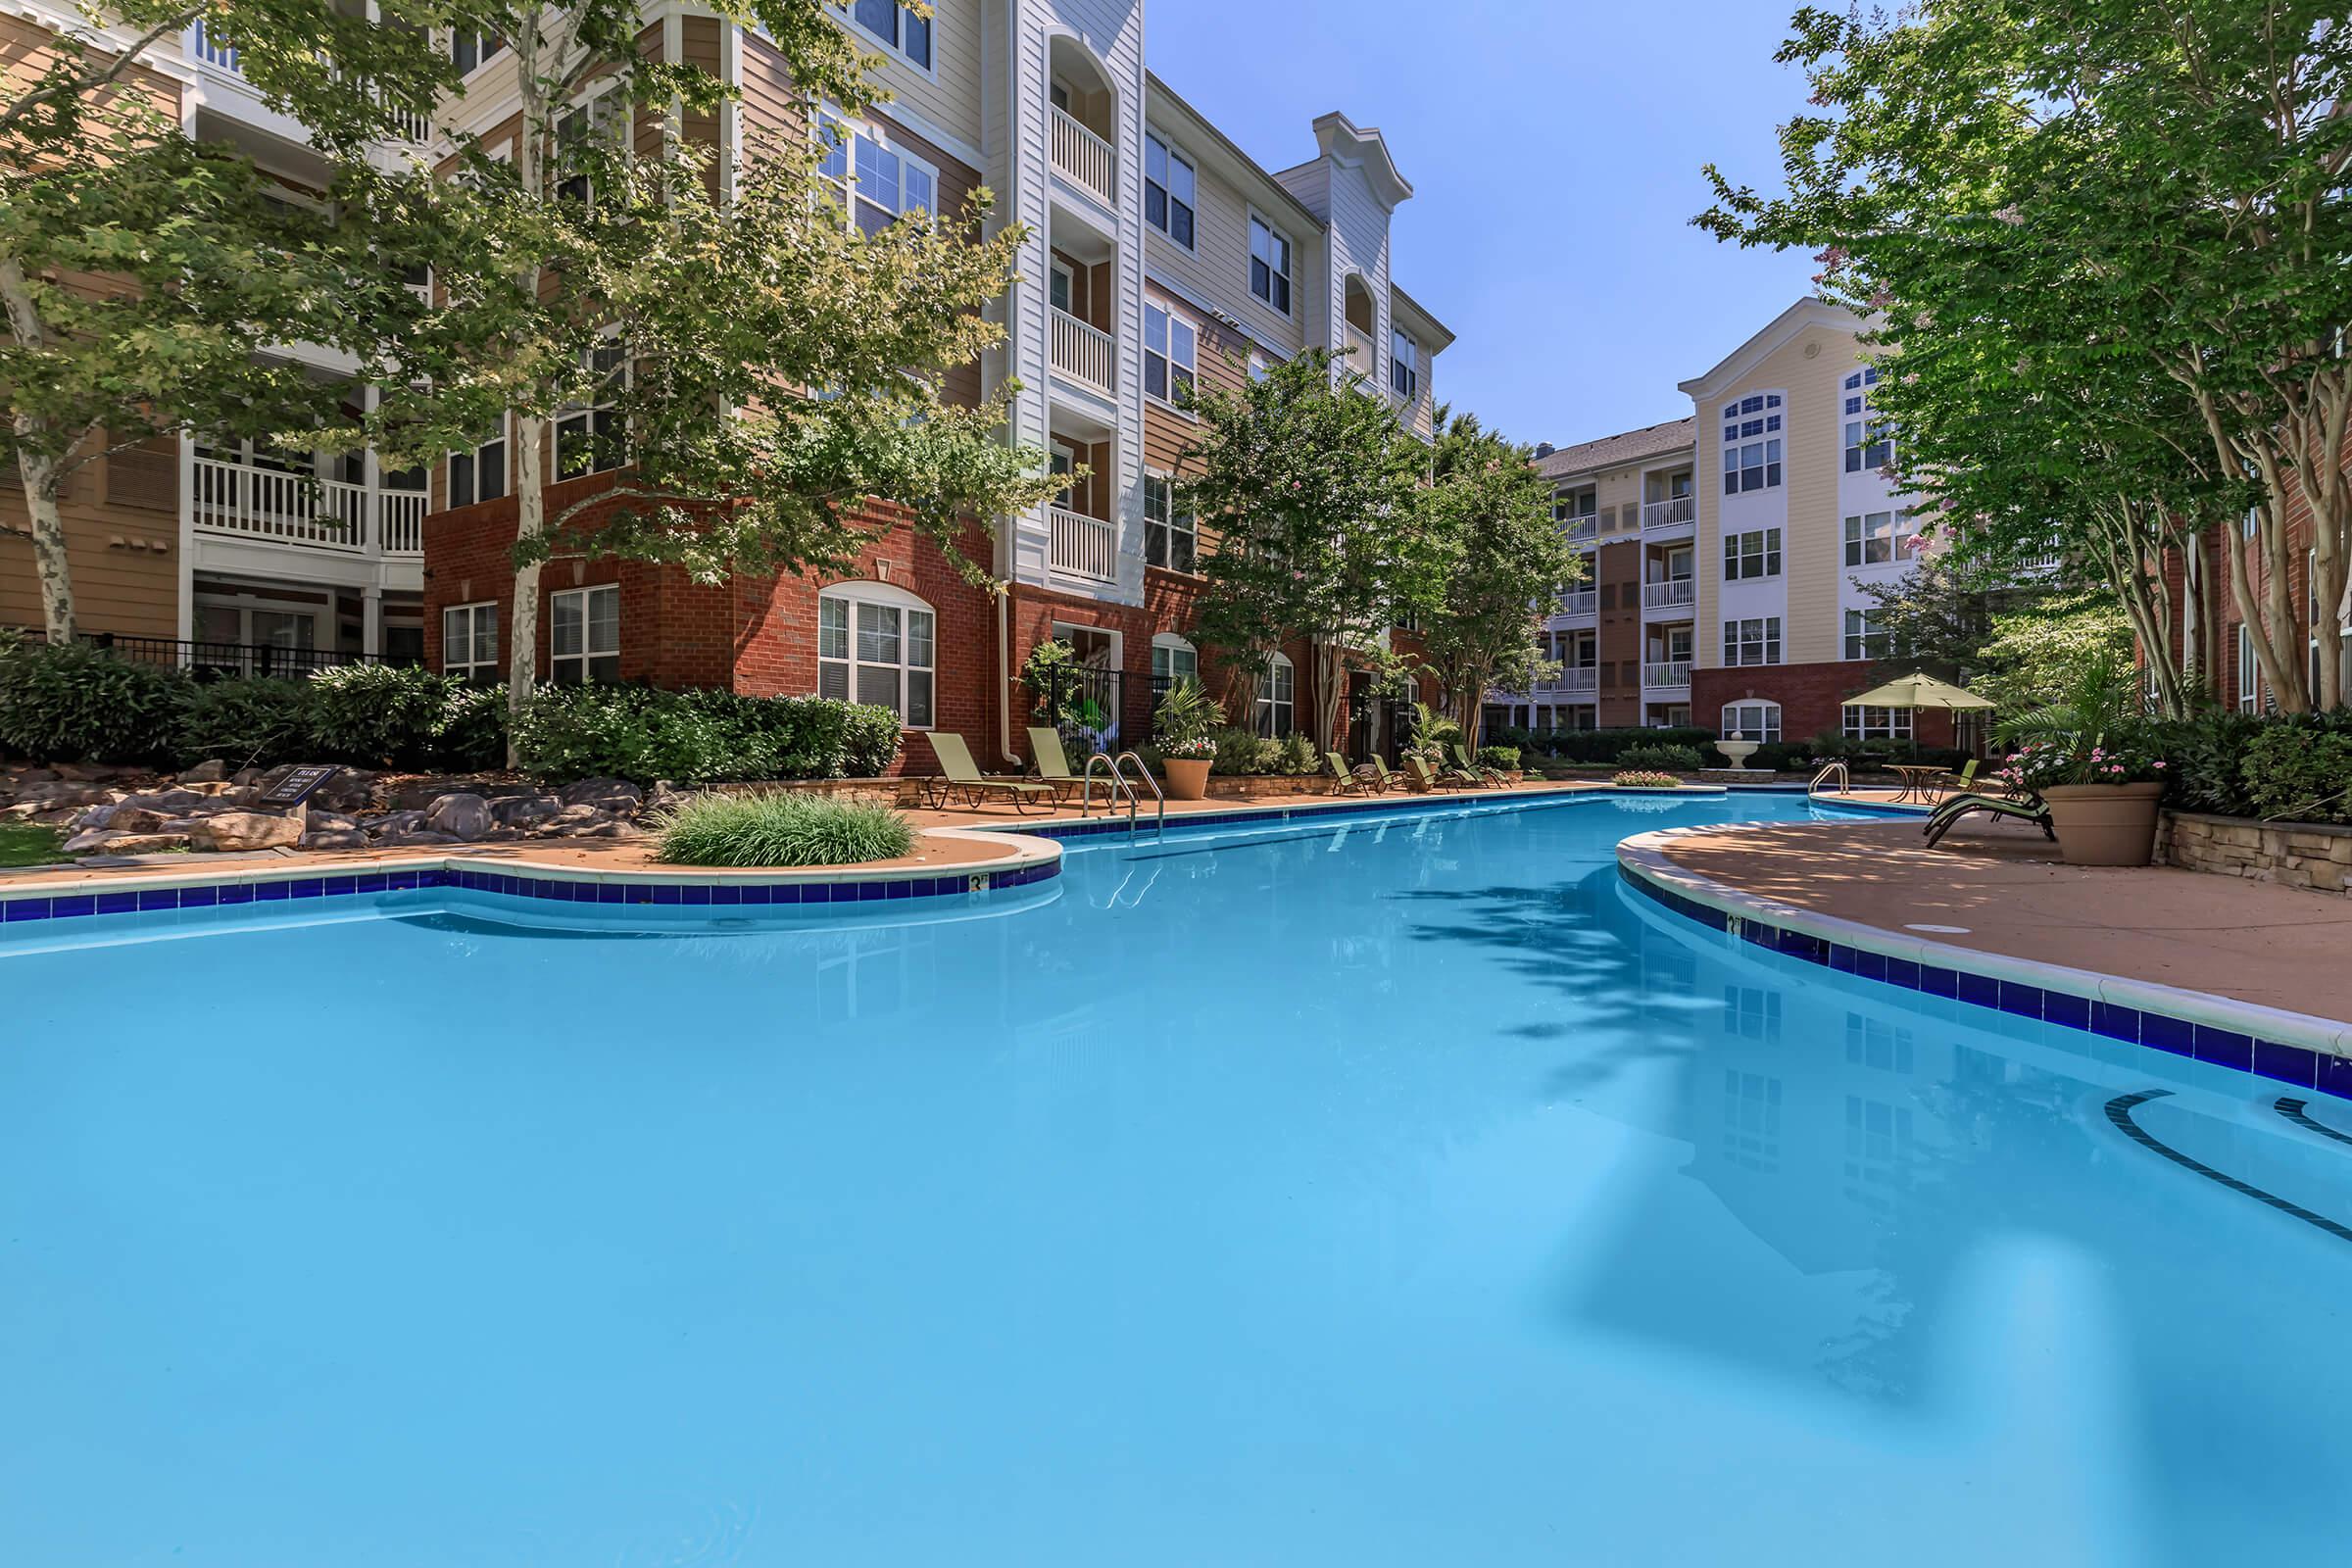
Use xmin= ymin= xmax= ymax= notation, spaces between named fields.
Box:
xmin=6 ymin=628 xmax=409 ymax=679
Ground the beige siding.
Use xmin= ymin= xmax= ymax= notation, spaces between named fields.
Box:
xmin=842 ymin=0 xmax=983 ymax=155
xmin=1143 ymin=126 xmax=1306 ymax=359
xmin=0 ymin=455 xmax=178 ymax=638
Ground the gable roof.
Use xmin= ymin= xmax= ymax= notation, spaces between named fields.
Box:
xmin=1676 ymin=297 xmax=1872 ymax=399
xmin=1532 ymin=416 xmax=1696 ymax=480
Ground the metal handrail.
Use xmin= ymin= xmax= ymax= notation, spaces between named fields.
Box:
xmin=1808 ymin=760 xmax=1850 ymax=798
xmin=1112 ymin=751 xmax=1166 ymax=839
xmin=1081 ymin=752 xmax=1135 ymax=832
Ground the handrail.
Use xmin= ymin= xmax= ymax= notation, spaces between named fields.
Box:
xmin=1081 ymin=751 xmax=1135 ymax=832
xmin=1808 ymin=760 xmax=1850 ymax=798
xmin=1111 ymin=751 xmax=1165 ymax=840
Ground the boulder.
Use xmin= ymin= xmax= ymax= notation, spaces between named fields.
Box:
xmin=17 ymin=781 xmax=111 ymax=808
xmin=300 ymin=828 xmax=370 ymax=850
xmin=305 ymin=808 xmax=361 ymax=834
xmin=178 ymin=760 xmax=228 ymax=783
xmin=552 ymin=819 xmax=630 ymax=838
xmin=423 ymin=791 xmax=494 ymax=840
xmin=104 ymin=807 xmax=180 ymax=835
xmin=364 ymin=809 xmax=427 ymax=838
xmin=560 ymin=776 xmax=643 ymax=812
xmin=186 ymin=811 xmax=303 ymax=853
xmin=62 ymin=829 xmax=192 ymax=856
xmin=490 ymin=794 xmax=561 ymax=828
xmin=374 ymin=829 xmax=462 ymax=848
xmin=116 ymin=788 xmax=208 ymax=814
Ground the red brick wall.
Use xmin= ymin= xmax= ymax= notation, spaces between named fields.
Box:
xmin=1695 ymin=661 xmax=1955 ymax=748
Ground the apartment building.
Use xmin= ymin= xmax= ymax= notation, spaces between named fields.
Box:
xmin=1493 ymin=299 xmax=1946 ymax=748
xmin=0 ymin=9 xmax=434 ymax=671
xmin=3 ymin=3 xmax=1448 ymax=764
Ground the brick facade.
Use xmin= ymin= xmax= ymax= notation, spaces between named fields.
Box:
xmin=1695 ymin=660 xmax=1955 ymax=748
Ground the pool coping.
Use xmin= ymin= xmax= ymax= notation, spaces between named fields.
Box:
xmin=0 ymin=827 xmax=1062 ymax=923
xmin=1616 ymin=825 xmax=2352 ymax=1098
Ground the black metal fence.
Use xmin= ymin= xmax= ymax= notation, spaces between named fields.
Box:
xmin=1022 ymin=665 xmax=1167 ymax=757
xmin=6 ymin=628 xmax=409 ymax=680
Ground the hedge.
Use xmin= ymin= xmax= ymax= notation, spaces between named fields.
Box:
xmin=510 ymin=684 xmax=902 ymax=784
xmin=2153 ymin=710 xmax=2352 ymax=824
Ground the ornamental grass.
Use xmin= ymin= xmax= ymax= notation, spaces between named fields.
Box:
xmin=652 ymin=790 xmax=914 ymax=868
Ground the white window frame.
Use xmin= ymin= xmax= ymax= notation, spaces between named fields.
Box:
xmin=1844 ymin=608 xmax=1888 ymax=662
xmin=1152 ymin=632 xmax=1199 ymax=688
xmin=817 ymin=110 xmax=939 ymax=230
xmin=548 ymin=584 xmax=620 ymax=685
xmin=446 ymin=416 xmax=508 ymax=510
xmin=1841 ymin=368 xmax=1893 ymax=473
xmin=1249 ymin=210 xmax=1293 ymax=317
xmin=449 ymin=28 xmax=506 ymax=76
xmin=1722 ymin=616 xmax=1782 ymax=667
xmin=1843 ymin=704 xmax=1913 ymax=741
xmin=819 ymin=581 xmax=936 ymax=728
xmin=1724 ymin=526 xmax=1781 ymax=581
xmin=2238 ymin=621 xmax=2258 ymax=710
xmin=842 ymin=0 xmax=934 ymax=75
xmin=1145 ymin=302 xmax=1198 ymax=411
xmin=1145 ymin=131 xmax=1197 ymax=249
xmin=1721 ymin=702 xmax=1782 ymax=743
xmin=556 ymin=338 xmax=626 ymax=477
xmin=1719 ymin=393 xmax=1785 ymax=495
xmin=555 ymin=84 xmax=624 ymax=208
xmin=1143 ymin=471 xmax=1198 ymax=573
xmin=1390 ymin=326 xmax=1419 ymax=401
xmin=1256 ymin=653 xmax=1295 ymax=739
xmin=442 ymin=601 xmax=500 ymax=682
xmin=1843 ymin=511 xmax=1898 ymax=567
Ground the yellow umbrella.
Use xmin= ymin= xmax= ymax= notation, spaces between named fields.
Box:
xmin=1845 ymin=672 xmax=1995 ymax=711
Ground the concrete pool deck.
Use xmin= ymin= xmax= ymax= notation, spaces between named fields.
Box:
xmin=1648 ymin=815 xmax=2352 ymax=1024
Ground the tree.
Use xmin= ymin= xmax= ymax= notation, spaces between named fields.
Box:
xmin=1696 ymin=0 xmax=2343 ymax=711
xmin=1971 ymin=594 xmax=2136 ymax=716
xmin=1411 ymin=410 xmax=1583 ymax=746
xmin=1182 ymin=348 xmax=1428 ymax=750
xmin=1 ymin=2 xmax=482 ymax=641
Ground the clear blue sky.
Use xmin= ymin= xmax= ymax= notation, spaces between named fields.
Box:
xmin=1146 ymin=0 xmax=1823 ymax=451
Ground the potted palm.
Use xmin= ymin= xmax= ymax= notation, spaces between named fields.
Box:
xmin=1994 ymin=653 xmax=2168 ymax=865
xmin=1153 ymin=678 xmax=1220 ymax=801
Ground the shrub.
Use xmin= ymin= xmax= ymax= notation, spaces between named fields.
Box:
xmin=1529 ymin=725 xmax=1718 ymax=764
xmin=430 ymin=683 xmax=511 ymax=772
xmin=307 ymin=663 xmax=466 ymax=769
xmin=2238 ymin=719 xmax=2352 ymax=823
xmin=1479 ymin=745 xmax=1521 ymax=770
xmin=1153 ymin=678 xmax=1222 ymax=759
xmin=0 ymin=635 xmax=192 ymax=763
xmin=1613 ymin=770 xmax=1681 ymax=789
xmin=653 ymin=790 xmax=914 ymax=867
xmin=511 ymin=684 xmax=902 ymax=785
xmin=1275 ymin=731 xmax=1320 ymax=775
xmin=175 ymin=678 xmax=313 ymax=769
xmin=1617 ymin=742 xmax=1702 ymax=772
xmin=1207 ymin=724 xmax=1277 ymax=775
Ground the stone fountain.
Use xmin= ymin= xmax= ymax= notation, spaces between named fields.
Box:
xmin=1699 ymin=732 xmax=1778 ymax=786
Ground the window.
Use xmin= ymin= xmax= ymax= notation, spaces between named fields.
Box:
xmin=1145 ymin=133 xmax=1195 ymax=247
xmin=557 ymin=341 xmax=625 ymax=476
xmin=1554 ymin=486 xmax=1596 ymax=526
xmin=1844 ymin=608 xmax=1890 ymax=662
xmin=442 ymin=602 xmax=499 ymax=683
xmin=1390 ymin=328 xmax=1418 ymax=400
xmin=1144 ymin=474 xmax=1197 ymax=572
xmin=1841 ymin=368 xmax=1892 ymax=472
xmin=451 ymin=29 xmax=505 ymax=74
xmin=1721 ymin=702 xmax=1781 ymax=743
xmin=447 ymin=418 xmax=508 ymax=509
xmin=549 ymin=585 xmax=619 ymax=684
xmin=2237 ymin=621 xmax=2258 ymax=710
xmin=1255 ymin=654 xmax=1295 ymax=738
xmin=1722 ymin=617 xmax=1782 ymax=666
xmin=817 ymin=113 xmax=937 ymax=231
xmin=1843 ymin=704 xmax=1913 ymax=741
xmin=1723 ymin=437 xmax=1782 ymax=495
xmin=1145 ymin=303 xmax=1197 ymax=407
xmin=819 ymin=584 xmax=935 ymax=726
xmin=1152 ymin=633 xmax=1199 ymax=688
xmin=1049 ymin=259 xmax=1073 ymax=315
xmin=1723 ymin=526 xmax=1781 ymax=581
xmin=847 ymin=0 xmax=930 ymax=70
xmin=1843 ymin=511 xmax=1897 ymax=566
xmin=1250 ymin=214 xmax=1292 ymax=315
xmin=555 ymin=89 xmax=623 ymax=207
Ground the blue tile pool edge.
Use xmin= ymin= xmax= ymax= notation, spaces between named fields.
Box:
xmin=0 ymin=829 xmax=1062 ymax=928
xmin=1614 ymin=828 xmax=2352 ymax=1102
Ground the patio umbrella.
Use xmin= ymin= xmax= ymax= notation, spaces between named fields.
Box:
xmin=1844 ymin=672 xmax=1995 ymax=711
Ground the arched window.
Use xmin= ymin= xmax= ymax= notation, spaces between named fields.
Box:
xmin=818 ymin=581 xmax=936 ymax=728
xmin=1255 ymin=653 xmax=1295 ymax=738
xmin=1721 ymin=701 xmax=1781 ymax=744
xmin=1151 ymin=632 xmax=1199 ymax=689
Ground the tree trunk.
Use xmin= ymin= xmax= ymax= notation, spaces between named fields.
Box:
xmin=0 ymin=255 xmax=75 ymax=643
xmin=506 ymin=411 xmax=546 ymax=764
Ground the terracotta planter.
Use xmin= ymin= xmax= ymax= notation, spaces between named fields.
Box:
xmin=1163 ymin=757 xmax=1211 ymax=801
xmin=2042 ymin=781 xmax=2164 ymax=866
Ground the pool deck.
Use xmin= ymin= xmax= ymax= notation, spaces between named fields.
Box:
xmin=1648 ymin=815 xmax=2352 ymax=1024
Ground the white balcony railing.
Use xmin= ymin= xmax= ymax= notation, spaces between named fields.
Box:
xmin=1643 ymin=661 xmax=1692 ymax=690
xmin=1643 ymin=578 xmax=1695 ymax=611
xmin=1048 ymin=505 xmax=1116 ymax=581
xmin=1642 ymin=496 xmax=1696 ymax=530
xmin=1546 ymin=667 xmax=1599 ymax=696
xmin=1563 ymin=517 xmax=1598 ymax=545
xmin=379 ymin=488 xmax=426 ymax=556
xmin=194 ymin=457 xmax=424 ymax=558
xmin=191 ymin=27 xmax=428 ymax=142
xmin=1050 ymin=106 xmax=1116 ymax=206
xmin=1559 ymin=588 xmax=1598 ymax=616
xmin=1051 ymin=308 xmax=1116 ymax=396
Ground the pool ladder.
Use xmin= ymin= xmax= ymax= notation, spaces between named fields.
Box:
xmin=1081 ymin=751 xmax=1165 ymax=840
xmin=1808 ymin=760 xmax=1850 ymax=799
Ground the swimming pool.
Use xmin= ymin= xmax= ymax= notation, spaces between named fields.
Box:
xmin=5 ymin=791 xmax=2347 ymax=1565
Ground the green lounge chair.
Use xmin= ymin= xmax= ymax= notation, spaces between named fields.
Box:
xmin=926 ymin=731 xmax=1056 ymax=814
xmin=1405 ymin=755 xmax=1465 ymax=793
xmin=1923 ymin=789 xmax=2054 ymax=850
xmin=1326 ymin=751 xmax=1382 ymax=795
xmin=1026 ymin=726 xmax=1090 ymax=804
xmin=1450 ymin=744 xmax=1504 ymax=787
xmin=1936 ymin=758 xmax=1979 ymax=799
xmin=1362 ymin=755 xmax=1405 ymax=792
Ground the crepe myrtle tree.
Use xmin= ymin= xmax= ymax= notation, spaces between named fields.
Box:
xmin=0 ymin=0 xmax=496 ymax=643
xmin=1698 ymin=0 xmax=2352 ymax=711
xmin=1182 ymin=347 xmax=1430 ymax=750
xmin=1412 ymin=410 xmax=1583 ymax=748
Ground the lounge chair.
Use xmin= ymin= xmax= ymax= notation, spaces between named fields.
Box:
xmin=1450 ymin=744 xmax=1504 ymax=787
xmin=1937 ymin=758 xmax=1980 ymax=798
xmin=1359 ymin=755 xmax=1403 ymax=792
xmin=1405 ymin=755 xmax=1466 ymax=793
xmin=1026 ymin=726 xmax=1090 ymax=804
xmin=1326 ymin=751 xmax=1382 ymax=795
xmin=925 ymin=731 xmax=1057 ymax=814
xmin=1923 ymin=789 xmax=2055 ymax=850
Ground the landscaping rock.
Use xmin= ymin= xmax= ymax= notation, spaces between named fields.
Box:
xmin=62 ymin=829 xmax=192 ymax=856
xmin=560 ymin=776 xmax=643 ymax=812
xmin=104 ymin=807 xmax=182 ymax=835
xmin=374 ymin=829 xmax=462 ymax=847
xmin=551 ymin=819 xmax=630 ymax=838
xmin=187 ymin=811 xmax=303 ymax=853
xmin=490 ymin=794 xmax=561 ymax=828
xmin=364 ymin=810 xmax=427 ymax=838
xmin=178 ymin=760 xmax=228 ymax=783
xmin=116 ymin=788 xmax=209 ymax=814
xmin=423 ymin=792 xmax=494 ymax=840
xmin=301 ymin=828 xmax=369 ymax=850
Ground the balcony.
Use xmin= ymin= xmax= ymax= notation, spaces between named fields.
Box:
xmin=1051 ymin=309 xmax=1116 ymax=398
xmin=1642 ymin=661 xmax=1691 ymax=690
xmin=1642 ymin=578 xmax=1694 ymax=612
xmin=193 ymin=457 xmax=424 ymax=559
xmin=1048 ymin=505 xmax=1116 ymax=582
xmin=1563 ymin=517 xmax=1597 ymax=546
xmin=189 ymin=24 xmax=429 ymax=143
xmin=1539 ymin=667 xmax=1598 ymax=697
xmin=1642 ymin=496 xmax=1696 ymax=532
xmin=1558 ymin=587 xmax=1597 ymax=617
xmin=1051 ymin=106 xmax=1116 ymax=207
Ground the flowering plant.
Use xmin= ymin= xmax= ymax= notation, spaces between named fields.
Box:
xmin=1162 ymin=734 xmax=1217 ymax=760
xmin=1992 ymin=652 xmax=2165 ymax=790
xmin=1613 ymin=769 xmax=1682 ymax=790
xmin=1993 ymin=737 xmax=2166 ymax=792
xmin=1152 ymin=677 xmax=1221 ymax=760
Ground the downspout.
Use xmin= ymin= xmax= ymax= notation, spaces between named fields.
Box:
xmin=997 ymin=583 xmax=1020 ymax=767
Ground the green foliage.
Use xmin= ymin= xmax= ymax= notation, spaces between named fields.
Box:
xmin=0 ymin=822 xmax=65 ymax=867
xmin=1994 ymin=651 xmax=2151 ymax=785
xmin=1153 ymin=678 xmax=1222 ymax=758
xmin=2148 ymin=710 xmax=2270 ymax=816
xmin=1200 ymin=725 xmax=1320 ymax=777
xmin=1276 ymin=732 xmax=1319 ymax=776
xmin=510 ymin=685 xmax=901 ymax=785
xmin=175 ymin=679 xmax=314 ymax=770
xmin=1617 ymin=743 xmax=1703 ymax=773
xmin=1478 ymin=746 xmax=1521 ymax=770
xmin=308 ymin=664 xmax=465 ymax=768
xmin=2154 ymin=710 xmax=2352 ymax=823
xmin=0 ymin=636 xmax=189 ymax=763
xmin=1613 ymin=771 xmax=1682 ymax=790
xmin=1972 ymin=596 xmax=2137 ymax=716
xmin=653 ymin=790 xmax=914 ymax=868
xmin=1495 ymin=725 xmax=1718 ymax=764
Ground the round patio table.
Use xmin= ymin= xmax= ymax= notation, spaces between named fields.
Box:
xmin=1887 ymin=763 xmax=1946 ymax=804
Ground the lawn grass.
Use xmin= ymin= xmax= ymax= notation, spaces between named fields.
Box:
xmin=0 ymin=822 xmax=66 ymax=867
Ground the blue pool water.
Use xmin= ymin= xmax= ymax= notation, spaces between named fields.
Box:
xmin=5 ymin=792 xmax=2350 ymax=1565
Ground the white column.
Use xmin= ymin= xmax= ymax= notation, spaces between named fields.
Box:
xmin=362 ymin=585 xmax=383 ymax=659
